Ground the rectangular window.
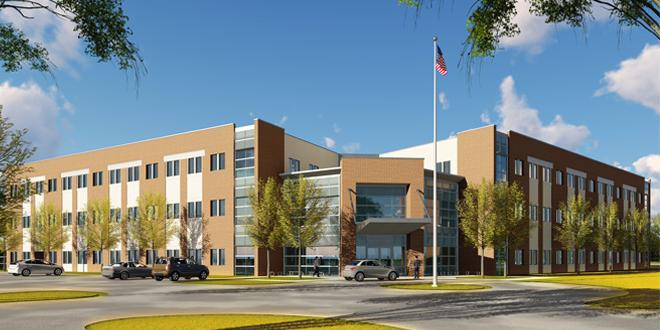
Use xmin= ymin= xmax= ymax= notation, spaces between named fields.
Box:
xmin=128 ymin=250 xmax=139 ymax=262
xmin=92 ymin=251 xmax=102 ymax=265
xmin=543 ymin=250 xmax=551 ymax=265
xmin=92 ymin=171 xmax=103 ymax=186
xmin=588 ymin=180 xmax=594 ymax=192
xmin=355 ymin=184 xmax=406 ymax=222
xmin=555 ymin=250 xmax=563 ymax=265
xmin=166 ymin=249 xmax=180 ymax=258
xmin=127 ymin=206 xmax=138 ymax=221
xmin=529 ymin=205 xmax=538 ymax=222
xmin=48 ymin=251 xmax=57 ymax=264
xmin=109 ymin=169 xmax=121 ymax=184
xmin=530 ymin=250 xmax=538 ymax=265
xmin=188 ymin=156 xmax=202 ymax=174
xmin=77 ymin=251 xmax=86 ymax=264
xmin=210 ymin=199 xmax=226 ymax=217
xmin=109 ymin=250 xmax=121 ymax=264
xmin=542 ymin=207 xmax=551 ymax=222
xmin=542 ymin=167 xmax=551 ymax=183
xmin=127 ymin=166 xmax=139 ymax=182
xmin=48 ymin=178 xmax=57 ymax=192
xmin=529 ymin=164 xmax=537 ymax=179
xmin=210 ymin=249 xmax=226 ymax=266
xmin=289 ymin=158 xmax=300 ymax=172
xmin=62 ymin=176 xmax=72 ymax=191
xmin=35 ymin=181 xmax=44 ymax=194
xmin=187 ymin=201 xmax=202 ymax=218
xmin=210 ymin=153 xmax=226 ymax=171
xmin=77 ymin=211 xmax=87 ymax=227
xmin=567 ymin=174 xmax=574 ymax=188
xmin=514 ymin=249 xmax=524 ymax=265
xmin=10 ymin=251 xmax=18 ymax=264
xmin=568 ymin=250 xmax=574 ymax=265
xmin=578 ymin=249 xmax=585 ymax=265
xmin=514 ymin=159 xmax=523 ymax=176
xmin=166 ymin=203 xmax=180 ymax=219
xmin=146 ymin=163 xmax=158 ymax=180
xmin=555 ymin=170 xmax=563 ymax=185
xmin=578 ymin=176 xmax=585 ymax=191
xmin=62 ymin=251 xmax=72 ymax=264
xmin=441 ymin=160 xmax=451 ymax=174
xmin=109 ymin=208 xmax=122 ymax=223
xmin=62 ymin=212 xmax=72 ymax=226
xmin=23 ymin=251 xmax=31 ymax=260
xmin=308 ymin=164 xmax=319 ymax=170
xmin=146 ymin=250 xmax=157 ymax=265
xmin=166 ymin=160 xmax=180 ymax=177
xmin=77 ymin=174 xmax=87 ymax=188
xmin=556 ymin=209 xmax=563 ymax=224
xmin=22 ymin=215 xmax=30 ymax=228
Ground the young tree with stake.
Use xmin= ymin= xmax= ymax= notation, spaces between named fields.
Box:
xmin=31 ymin=203 xmax=69 ymax=262
xmin=129 ymin=192 xmax=176 ymax=265
xmin=556 ymin=195 xmax=592 ymax=275
xmin=84 ymin=199 xmax=120 ymax=266
xmin=248 ymin=177 xmax=282 ymax=278
xmin=493 ymin=181 xmax=526 ymax=277
xmin=458 ymin=179 xmax=496 ymax=277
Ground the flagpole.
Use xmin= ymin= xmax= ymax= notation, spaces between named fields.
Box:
xmin=432 ymin=35 xmax=438 ymax=288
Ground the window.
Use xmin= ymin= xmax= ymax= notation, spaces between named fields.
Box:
xmin=578 ymin=176 xmax=585 ymax=191
xmin=128 ymin=250 xmax=139 ymax=262
xmin=567 ymin=174 xmax=574 ymax=188
xmin=10 ymin=251 xmax=18 ymax=264
xmin=127 ymin=207 xmax=138 ymax=221
xmin=210 ymin=199 xmax=225 ymax=217
xmin=308 ymin=164 xmax=319 ymax=170
xmin=514 ymin=249 xmax=524 ymax=265
xmin=77 ymin=174 xmax=87 ymax=188
xmin=210 ymin=153 xmax=225 ymax=171
xmin=588 ymin=180 xmax=594 ymax=192
xmin=187 ymin=201 xmax=202 ymax=218
xmin=77 ymin=251 xmax=86 ymax=264
xmin=543 ymin=250 xmax=551 ymax=265
xmin=210 ymin=249 xmax=225 ymax=266
xmin=355 ymin=184 xmax=406 ymax=222
xmin=235 ymin=148 xmax=255 ymax=178
xmin=530 ymin=250 xmax=538 ymax=265
xmin=607 ymin=184 xmax=613 ymax=198
xmin=62 ymin=212 xmax=72 ymax=226
xmin=92 ymin=251 xmax=102 ymax=264
xmin=542 ymin=207 xmax=551 ymax=222
xmin=578 ymin=249 xmax=585 ymax=265
xmin=514 ymin=160 xmax=523 ymax=176
xmin=188 ymin=249 xmax=202 ymax=264
xmin=568 ymin=250 xmax=574 ymax=265
xmin=555 ymin=250 xmax=563 ymax=264
xmin=616 ymin=187 xmax=620 ymax=199
xmin=77 ymin=211 xmax=87 ymax=227
xmin=289 ymin=158 xmax=300 ymax=172
xmin=615 ymin=251 xmax=620 ymax=264
xmin=167 ymin=249 xmax=180 ymax=258
xmin=146 ymin=250 xmax=158 ymax=265
xmin=48 ymin=178 xmax=57 ymax=192
xmin=110 ymin=208 xmax=122 ymax=223
xmin=556 ymin=209 xmax=563 ymax=224
xmin=109 ymin=169 xmax=121 ymax=184
xmin=542 ymin=167 xmax=551 ymax=183
xmin=62 ymin=251 xmax=72 ymax=264
xmin=127 ymin=166 xmax=139 ymax=182
xmin=438 ymin=160 xmax=451 ymax=174
xmin=23 ymin=251 xmax=31 ymax=260
xmin=166 ymin=160 xmax=180 ymax=177
xmin=62 ymin=176 xmax=72 ymax=190
xmin=555 ymin=170 xmax=563 ymax=185
xmin=92 ymin=171 xmax=103 ymax=186
xmin=166 ymin=203 xmax=180 ymax=219
xmin=599 ymin=251 xmax=604 ymax=264
xmin=35 ymin=181 xmax=44 ymax=194
xmin=529 ymin=205 xmax=538 ymax=222
xmin=109 ymin=250 xmax=121 ymax=264
xmin=529 ymin=163 xmax=538 ymax=179
xmin=22 ymin=215 xmax=30 ymax=228
xmin=146 ymin=163 xmax=158 ymax=179
xmin=188 ymin=156 xmax=202 ymax=174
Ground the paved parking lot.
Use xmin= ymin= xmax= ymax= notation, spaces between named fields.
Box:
xmin=0 ymin=273 xmax=658 ymax=330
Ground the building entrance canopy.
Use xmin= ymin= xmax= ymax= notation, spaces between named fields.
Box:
xmin=356 ymin=218 xmax=431 ymax=235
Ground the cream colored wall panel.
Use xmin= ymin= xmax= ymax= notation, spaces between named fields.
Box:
xmin=381 ymin=137 xmax=458 ymax=174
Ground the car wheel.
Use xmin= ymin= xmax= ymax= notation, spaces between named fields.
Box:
xmin=388 ymin=271 xmax=398 ymax=281
xmin=344 ymin=277 xmax=352 ymax=281
xmin=354 ymin=272 xmax=365 ymax=282
xmin=12 ymin=273 xmax=20 ymax=277
xmin=170 ymin=272 xmax=180 ymax=281
xmin=155 ymin=275 xmax=163 ymax=281
xmin=54 ymin=268 xmax=62 ymax=276
xmin=21 ymin=269 xmax=30 ymax=277
xmin=199 ymin=270 xmax=208 ymax=280
xmin=120 ymin=272 xmax=129 ymax=280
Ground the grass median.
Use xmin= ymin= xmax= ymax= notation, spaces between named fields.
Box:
xmin=0 ymin=290 xmax=105 ymax=303
xmin=85 ymin=314 xmax=402 ymax=330
xmin=382 ymin=283 xmax=490 ymax=291
xmin=526 ymin=271 xmax=660 ymax=310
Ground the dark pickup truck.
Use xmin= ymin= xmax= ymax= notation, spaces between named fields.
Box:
xmin=152 ymin=257 xmax=209 ymax=281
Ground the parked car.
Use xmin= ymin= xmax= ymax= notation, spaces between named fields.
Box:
xmin=152 ymin=257 xmax=209 ymax=281
xmin=342 ymin=260 xmax=398 ymax=282
xmin=8 ymin=259 xmax=64 ymax=277
xmin=102 ymin=262 xmax=153 ymax=280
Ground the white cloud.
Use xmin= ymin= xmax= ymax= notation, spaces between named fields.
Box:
xmin=0 ymin=2 xmax=82 ymax=72
xmin=495 ymin=75 xmax=590 ymax=150
xmin=480 ymin=112 xmax=491 ymax=124
xmin=0 ymin=81 xmax=71 ymax=158
xmin=438 ymin=92 xmax=449 ymax=110
xmin=323 ymin=137 xmax=336 ymax=149
xmin=278 ymin=115 xmax=288 ymax=125
xmin=342 ymin=143 xmax=360 ymax=153
xmin=631 ymin=154 xmax=660 ymax=216
xmin=500 ymin=0 xmax=553 ymax=54
xmin=596 ymin=44 xmax=660 ymax=114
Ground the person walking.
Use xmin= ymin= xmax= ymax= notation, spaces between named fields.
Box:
xmin=313 ymin=256 xmax=321 ymax=278
xmin=413 ymin=256 xmax=421 ymax=279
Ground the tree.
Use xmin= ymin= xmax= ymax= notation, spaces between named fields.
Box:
xmin=556 ymin=194 xmax=592 ymax=274
xmin=179 ymin=208 xmax=211 ymax=264
xmin=627 ymin=208 xmax=650 ymax=268
xmin=248 ymin=177 xmax=283 ymax=278
xmin=0 ymin=109 xmax=34 ymax=266
xmin=31 ymin=203 xmax=69 ymax=262
xmin=458 ymin=178 xmax=497 ymax=277
xmin=400 ymin=0 xmax=659 ymax=70
xmin=129 ymin=192 xmax=175 ymax=265
xmin=82 ymin=198 xmax=120 ymax=266
xmin=278 ymin=176 xmax=330 ymax=279
xmin=595 ymin=201 xmax=620 ymax=272
xmin=492 ymin=181 xmax=526 ymax=277
xmin=650 ymin=213 xmax=660 ymax=262
xmin=0 ymin=0 xmax=143 ymax=77
xmin=0 ymin=218 xmax=21 ymax=269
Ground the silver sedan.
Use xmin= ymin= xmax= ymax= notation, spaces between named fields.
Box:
xmin=8 ymin=259 xmax=64 ymax=277
xmin=342 ymin=260 xmax=398 ymax=282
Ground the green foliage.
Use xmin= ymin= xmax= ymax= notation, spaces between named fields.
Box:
xmin=129 ymin=192 xmax=176 ymax=261
xmin=556 ymin=194 xmax=592 ymax=273
xmin=627 ymin=208 xmax=651 ymax=256
xmin=595 ymin=201 xmax=620 ymax=271
xmin=492 ymin=181 xmax=527 ymax=277
xmin=31 ymin=203 xmax=69 ymax=262
xmin=651 ymin=214 xmax=660 ymax=258
xmin=81 ymin=199 xmax=120 ymax=263
xmin=458 ymin=179 xmax=497 ymax=276
xmin=248 ymin=177 xmax=283 ymax=277
xmin=0 ymin=0 xmax=143 ymax=76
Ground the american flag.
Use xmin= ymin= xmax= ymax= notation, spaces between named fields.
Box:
xmin=435 ymin=46 xmax=447 ymax=76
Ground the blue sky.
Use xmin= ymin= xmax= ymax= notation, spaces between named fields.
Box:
xmin=0 ymin=1 xmax=658 ymax=210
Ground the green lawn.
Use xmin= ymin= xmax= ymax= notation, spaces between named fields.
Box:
xmin=527 ymin=272 xmax=660 ymax=310
xmin=85 ymin=314 xmax=402 ymax=330
xmin=0 ymin=290 xmax=105 ymax=303
xmin=382 ymin=283 xmax=490 ymax=291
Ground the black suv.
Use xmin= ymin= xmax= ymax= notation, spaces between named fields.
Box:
xmin=152 ymin=257 xmax=209 ymax=281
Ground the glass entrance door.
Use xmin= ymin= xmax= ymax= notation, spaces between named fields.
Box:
xmin=357 ymin=234 xmax=406 ymax=274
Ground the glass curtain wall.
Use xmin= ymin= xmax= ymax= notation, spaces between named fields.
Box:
xmin=234 ymin=127 xmax=255 ymax=275
xmin=283 ymin=174 xmax=340 ymax=276
xmin=424 ymin=177 xmax=458 ymax=275
xmin=495 ymin=132 xmax=509 ymax=275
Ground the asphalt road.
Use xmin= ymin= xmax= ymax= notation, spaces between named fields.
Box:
xmin=0 ymin=274 xmax=658 ymax=330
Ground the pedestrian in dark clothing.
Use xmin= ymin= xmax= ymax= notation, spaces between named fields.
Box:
xmin=413 ymin=256 xmax=421 ymax=279
xmin=313 ymin=256 xmax=321 ymax=277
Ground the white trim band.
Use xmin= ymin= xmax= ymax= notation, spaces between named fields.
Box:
xmin=164 ymin=150 xmax=205 ymax=162
xmin=527 ymin=156 xmax=553 ymax=169
xmin=108 ymin=160 xmax=142 ymax=170
xmin=567 ymin=168 xmax=587 ymax=178
xmin=61 ymin=169 xmax=89 ymax=178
